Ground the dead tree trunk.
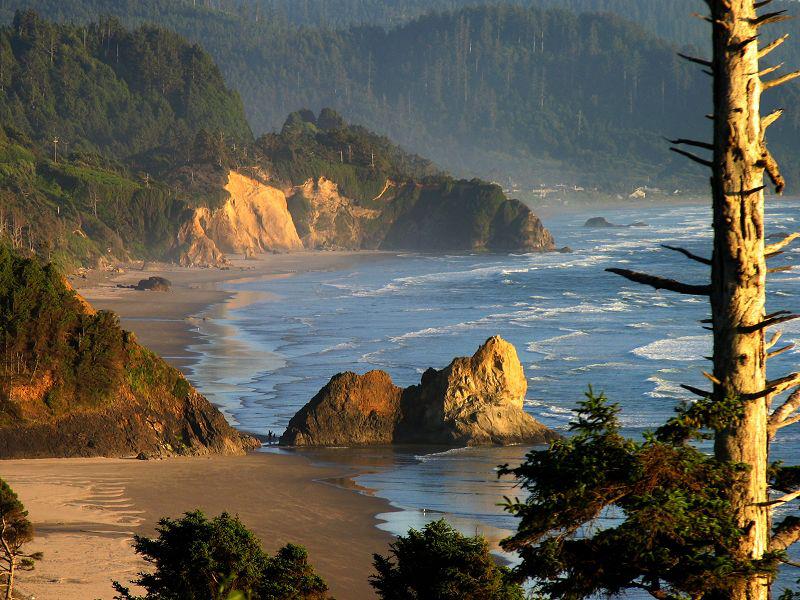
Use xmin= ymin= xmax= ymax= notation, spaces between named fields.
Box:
xmin=609 ymin=2 xmax=800 ymax=598
xmin=709 ymin=2 xmax=769 ymax=598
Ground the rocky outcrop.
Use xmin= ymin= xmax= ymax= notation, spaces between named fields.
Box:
xmin=135 ymin=276 xmax=171 ymax=291
xmin=584 ymin=216 xmax=647 ymax=228
xmin=281 ymin=336 xmax=556 ymax=447
xmin=287 ymin=177 xmax=378 ymax=249
xmin=179 ymin=171 xmax=302 ymax=265
xmin=0 ymin=246 xmax=259 ymax=459
xmin=282 ymin=370 xmax=403 ymax=446
xmin=0 ymin=383 xmax=259 ymax=459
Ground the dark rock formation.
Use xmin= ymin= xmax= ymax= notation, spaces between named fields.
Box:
xmin=281 ymin=336 xmax=556 ymax=447
xmin=136 ymin=276 xmax=172 ymax=291
xmin=584 ymin=217 xmax=648 ymax=228
xmin=280 ymin=371 xmax=403 ymax=446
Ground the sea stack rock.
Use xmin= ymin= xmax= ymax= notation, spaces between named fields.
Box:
xmin=281 ymin=336 xmax=556 ymax=447
xmin=281 ymin=370 xmax=403 ymax=446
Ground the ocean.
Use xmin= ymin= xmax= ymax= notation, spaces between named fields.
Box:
xmin=187 ymin=199 xmax=800 ymax=591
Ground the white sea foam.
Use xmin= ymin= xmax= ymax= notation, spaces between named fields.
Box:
xmin=632 ymin=335 xmax=709 ymax=361
xmin=571 ymin=362 xmax=631 ymax=374
xmin=646 ymin=376 xmax=690 ymax=399
xmin=527 ymin=330 xmax=589 ymax=356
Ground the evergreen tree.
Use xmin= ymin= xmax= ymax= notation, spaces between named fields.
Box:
xmin=370 ymin=519 xmax=524 ymax=600
xmin=0 ymin=478 xmax=41 ymax=600
xmin=113 ymin=510 xmax=330 ymax=600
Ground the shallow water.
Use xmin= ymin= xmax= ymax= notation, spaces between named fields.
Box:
xmin=188 ymin=200 xmax=800 ymax=591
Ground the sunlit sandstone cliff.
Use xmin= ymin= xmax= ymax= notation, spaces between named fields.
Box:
xmin=179 ymin=171 xmax=302 ymax=266
xmin=178 ymin=170 xmax=556 ymax=265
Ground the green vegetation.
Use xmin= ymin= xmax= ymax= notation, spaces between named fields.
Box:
xmin=370 ymin=519 xmax=524 ymax=600
xmin=0 ymin=244 xmax=193 ymax=423
xmin=500 ymin=388 xmax=781 ymax=598
xmin=257 ymin=107 xmax=438 ymax=204
xmin=0 ymin=478 xmax=41 ymax=599
xmin=0 ymin=11 xmax=254 ymax=267
xmin=112 ymin=510 xmax=330 ymax=600
xmin=0 ymin=1 xmax=784 ymax=190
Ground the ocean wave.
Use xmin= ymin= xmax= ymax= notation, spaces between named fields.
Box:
xmin=321 ymin=341 xmax=357 ymax=353
xmin=570 ymin=361 xmax=631 ymax=373
xmin=632 ymin=335 xmax=709 ymax=361
xmin=646 ymin=375 xmax=690 ymax=399
xmin=414 ymin=447 xmax=470 ymax=462
xmin=527 ymin=330 xmax=589 ymax=355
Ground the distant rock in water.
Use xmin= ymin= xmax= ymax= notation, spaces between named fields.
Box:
xmin=281 ymin=336 xmax=556 ymax=447
xmin=135 ymin=276 xmax=172 ymax=292
xmin=584 ymin=217 xmax=648 ymax=228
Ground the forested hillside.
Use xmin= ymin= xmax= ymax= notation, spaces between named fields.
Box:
xmin=0 ymin=11 xmax=253 ymax=268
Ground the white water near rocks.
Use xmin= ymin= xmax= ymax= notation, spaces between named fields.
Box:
xmin=187 ymin=200 xmax=800 ymax=592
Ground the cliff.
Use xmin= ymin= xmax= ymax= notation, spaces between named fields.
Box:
xmin=179 ymin=171 xmax=302 ymax=266
xmin=0 ymin=245 xmax=258 ymax=458
xmin=281 ymin=336 xmax=556 ymax=447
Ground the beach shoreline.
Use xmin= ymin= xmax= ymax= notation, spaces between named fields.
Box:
xmin=8 ymin=251 xmax=399 ymax=600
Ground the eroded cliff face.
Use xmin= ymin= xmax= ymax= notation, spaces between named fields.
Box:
xmin=179 ymin=171 xmax=302 ymax=266
xmin=177 ymin=170 xmax=556 ymax=265
xmin=287 ymin=177 xmax=379 ymax=249
xmin=281 ymin=336 xmax=556 ymax=447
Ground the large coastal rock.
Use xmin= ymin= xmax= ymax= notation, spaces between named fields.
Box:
xmin=281 ymin=336 xmax=556 ymax=447
xmin=282 ymin=370 xmax=403 ymax=446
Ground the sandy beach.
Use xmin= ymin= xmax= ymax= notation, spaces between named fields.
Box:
xmin=7 ymin=453 xmax=392 ymax=599
xmin=5 ymin=251 xmax=397 ymax=600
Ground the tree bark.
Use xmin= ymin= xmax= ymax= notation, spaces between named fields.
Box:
xmin=709 ymin=2 xmax=770 ymax=599
xmin=4 ymin=557 xmax=13 ymax=600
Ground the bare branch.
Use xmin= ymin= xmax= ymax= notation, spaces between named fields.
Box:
xmin=767 ymin=330 xmax=783 ymax=350
xmin=739 ymin=314 xmax=800 ymax=333
xmin=661 ymin=244 xmax=712 ymax=265
xmin=759 ymin=34 xmax=789 ymax=59
xmin=775 ymin=414 xmax=800 ymax=431
xmin=755 ymin=0 xmax=773 ymax=8
xmin=771 ymin=518 xmax=800 ymax=552
xmin=670 ymin=147 xmax=713 ymax=168
xmin=762 ymin=109 xmax=784 ymax=132
xmin=759 ymin=489 xmax=800 ymax=507
xmin=605 ymin=268 xmax=711 ymax=295
xmin=768 ymin=266 xmax=793 ymax=274
xmin=666 ymin=138 xmax=714 ymax=151
xmin=762 ymin=146 xmax=786 ymax=194
xmin=677 ymin=52 xmax=712 ymax=68
xmin=757 ymin=62 xmax=784 ymax=77
xmin=703 ymin=371 xmax=722 ymax=385
xmin=768 ymin=344 xmax=795 ymax=359
xmin=763 ymin=70 xmax=800 ymax=90
xmin=680 ymin=384 xmax=714 ymax=399
xmin=766 ymin=232 xmax=800 ymax=254
xmin=769 ymin=388 xmax=800 ymax=436
xmin=750 ymin=10 xmax=792 ymax=28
